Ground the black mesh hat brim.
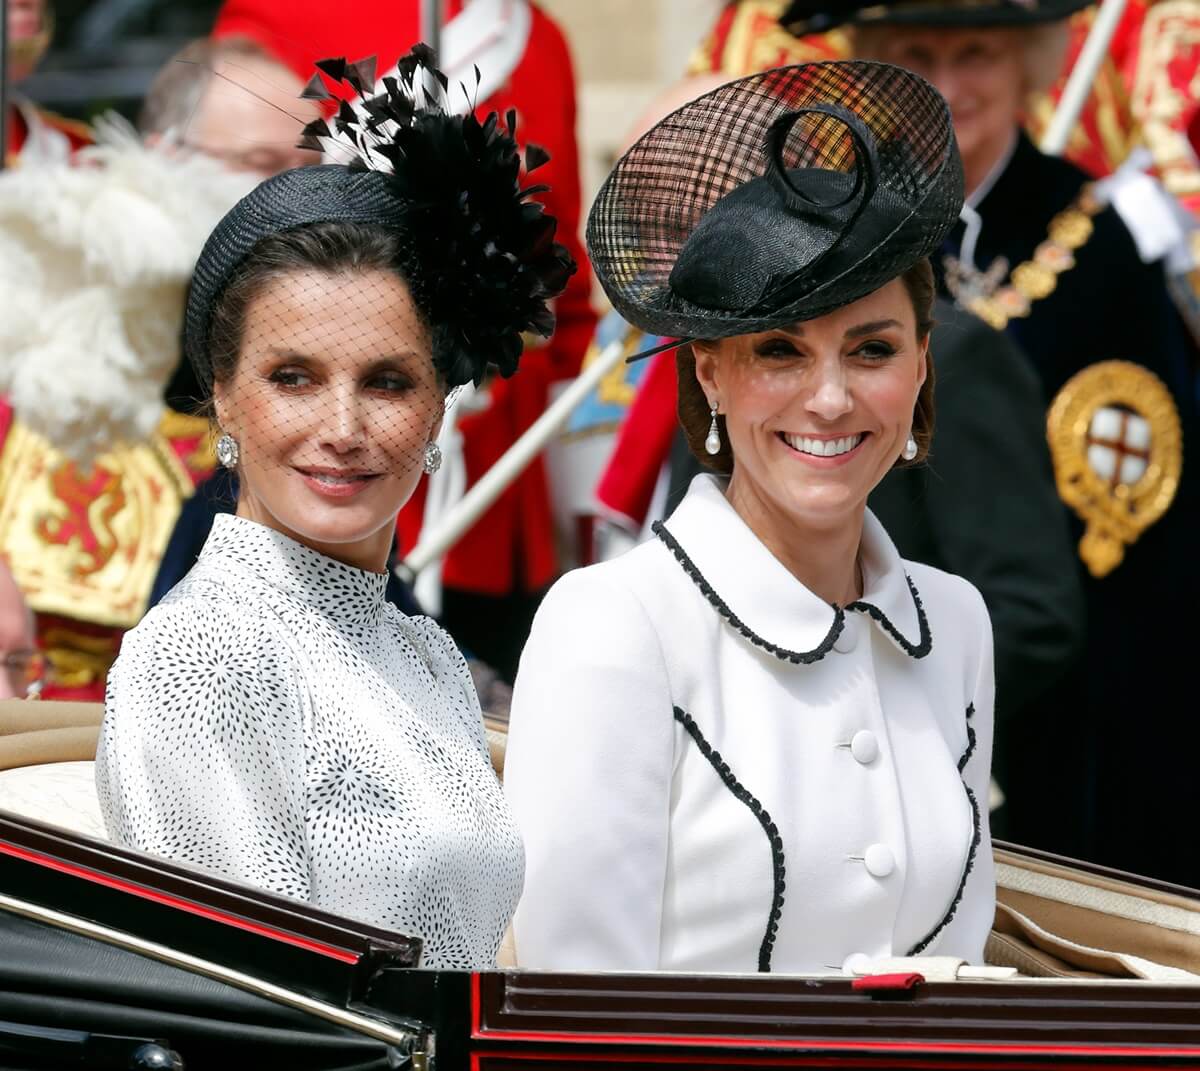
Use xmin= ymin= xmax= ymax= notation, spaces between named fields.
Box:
xmin=781 ymin=0 xmax=1091 ymax=34
xmin=184 ymin=165 xmax=410 ymax=392
xmin=585 ymin=61 xmax=963 ymax=342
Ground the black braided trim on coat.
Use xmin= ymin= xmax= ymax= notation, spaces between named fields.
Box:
xmin=653 ymin=522 xmax=931 ymax=663
xmin=846 ymin=573 xmax=932 ymax=659
xmin=907 ymin=703 xmax=982 ymax=955
xmin=653 ymin=522 xmax=843 ymax=665
xmin=957 ymin=703 xmax=978 ymax=773
xmin=673 ymin=706 xmax=786 ymax=972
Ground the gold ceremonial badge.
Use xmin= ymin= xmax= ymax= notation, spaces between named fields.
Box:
xmin=1047 ymin=361 xmax=1182 ymax=578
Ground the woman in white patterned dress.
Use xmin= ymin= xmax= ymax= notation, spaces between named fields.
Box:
xmin=96 ymin=48 xmax=574 ymax=969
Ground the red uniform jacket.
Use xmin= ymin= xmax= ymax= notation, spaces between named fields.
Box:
xmin=213 ymin=0 xmax=596 ymax=594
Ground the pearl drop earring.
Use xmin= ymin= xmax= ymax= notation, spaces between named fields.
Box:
xmin=902 ymin=435 xmax=918 ymax=461
xmin=705 ymin=403 xmax=721 ymax=456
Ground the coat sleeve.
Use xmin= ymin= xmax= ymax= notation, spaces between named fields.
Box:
xmin=505 ymin=565 xmax=675 ymax=970
xmin=936 ymin=580 xmax=997 ymax=964
xmin=920 ymin=308 xmax=1085 ymax=726
xmin=96 ymin=596 xmax=311 ymax=901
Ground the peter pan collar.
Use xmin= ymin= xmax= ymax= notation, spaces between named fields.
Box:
xmin=200 ymin=513 xmax=387 ymax=626
xmin=654 ymin=475 xmax=930 ymax=664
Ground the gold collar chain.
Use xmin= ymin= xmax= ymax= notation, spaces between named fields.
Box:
xmin=944 ymin=185 xmax=1102 ymax=331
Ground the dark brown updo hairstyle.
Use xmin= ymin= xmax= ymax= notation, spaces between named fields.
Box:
xmin=677 ymin=258 xmax=937 ymax=474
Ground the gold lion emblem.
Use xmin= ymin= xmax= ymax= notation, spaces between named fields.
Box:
xmin=1047 ymin=361 xmax=1183 ymax=578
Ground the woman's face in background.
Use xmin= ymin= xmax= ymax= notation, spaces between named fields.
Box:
xmin=214 ymin=268 xmax=442 ymax=572
xmin=694 ymin=278 xmax=927 ymax=534
xmin=859 ymin=26 xmax=1027 ymax=192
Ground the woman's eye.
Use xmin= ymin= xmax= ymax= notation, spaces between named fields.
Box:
xmin=855 ymin=340 xmax=897 ymax=361
xmin=755 ymin=338 xmax=800 ymax=359
xmin=368 ymin=374 xmax=413 ymax=393
xmin=269 ymin=368 xmax=311 ymax=388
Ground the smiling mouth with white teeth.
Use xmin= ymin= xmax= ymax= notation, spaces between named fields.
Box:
xmin=779 ymin=432 xmax=866 ymax=458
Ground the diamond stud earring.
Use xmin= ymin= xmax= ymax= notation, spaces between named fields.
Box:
xmin=423 ymin=441 xmax=443 ymax=474
xmin=215 ymin=432 xmax=240 ymax=469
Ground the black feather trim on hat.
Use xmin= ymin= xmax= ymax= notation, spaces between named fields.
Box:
xmin=306 ymin=47 xmax=576 ymax=389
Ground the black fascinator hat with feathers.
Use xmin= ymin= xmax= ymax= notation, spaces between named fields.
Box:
xmin=185 ymin=45 xmax=576 ymax=392
xmin=587 ymin=61 xmax=962 ymax=355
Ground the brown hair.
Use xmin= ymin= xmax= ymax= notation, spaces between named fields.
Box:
xmin=676 ymin=258 xmax=937 ymax=474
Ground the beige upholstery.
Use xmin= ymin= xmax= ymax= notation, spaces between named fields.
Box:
xmin=483 ymin=716 xmax=507 ymax=780
xmin=0 ymin=760 xmax=107 ymax=840
xmin=0 ymin=699 xmax=103 ymax=771
xmin=988 ymin=847 xmax=1200 ymax=978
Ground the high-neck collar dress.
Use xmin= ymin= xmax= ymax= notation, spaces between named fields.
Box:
xmin=97 ymin=513 xmax=523 ymax=969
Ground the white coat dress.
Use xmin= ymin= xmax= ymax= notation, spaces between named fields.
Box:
xmin=505 ymin=474 xmax=995 ymax=974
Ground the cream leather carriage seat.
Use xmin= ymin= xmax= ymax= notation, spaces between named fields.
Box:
xmin=0 ymin=699 xmax=107 ymax=839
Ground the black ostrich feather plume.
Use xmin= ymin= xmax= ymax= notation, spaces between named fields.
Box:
xmin=302 ymin=45 xmax=576 ymax=389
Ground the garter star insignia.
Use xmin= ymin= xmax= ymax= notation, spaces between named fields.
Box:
xmin=1047 ymin=361 xmax=1182 ymax=578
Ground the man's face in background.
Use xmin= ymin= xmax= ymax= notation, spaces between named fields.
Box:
xmin=184 ymin=50 xmax=322 ymax=177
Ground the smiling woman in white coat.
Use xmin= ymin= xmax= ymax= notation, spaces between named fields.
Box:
xmin=504 ymin=61 xmax=996 ymax=974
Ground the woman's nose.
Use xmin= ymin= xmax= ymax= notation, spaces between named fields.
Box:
xmin=927 ymin=65 xmax=962 ymax=110
xmin=806 ymin=362 xmax=853 ymax=420
xmin=322 ymin=388 xmax=367 ymax=452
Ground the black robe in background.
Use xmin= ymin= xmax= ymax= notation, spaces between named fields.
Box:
xmin=937 ymin=133 xmax=1200 ymax=888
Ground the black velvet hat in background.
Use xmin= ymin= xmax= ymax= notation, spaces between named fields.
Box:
xmin=586 ymin=61 xmax=962 ymax=349
xmin=780 ymin=0 xmax=1091 ymax=36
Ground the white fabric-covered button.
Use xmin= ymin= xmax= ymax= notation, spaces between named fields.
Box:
xmin=850 ymin=729 xmax=879 ymax=765
xmin=833 ymin=616 xmax=858 ymax=654
xmin=842 ymin=952 xmax=873 ymax=976
xmin=864 ymin=843 xmax=896 ymax=878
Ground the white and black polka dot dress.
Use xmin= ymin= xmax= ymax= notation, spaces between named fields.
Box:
xmin=97 ymin=513 xmax=523 ymax=969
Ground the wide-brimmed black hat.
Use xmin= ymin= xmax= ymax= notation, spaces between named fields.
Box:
xmin=586 ymin=61 xmax=962 ymax=350
xmin=781 ymin=0 xmax=1089 ymax=35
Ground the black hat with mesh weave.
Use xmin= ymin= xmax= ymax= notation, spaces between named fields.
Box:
xmin=586 ymin=61 xmax=962 ymax=348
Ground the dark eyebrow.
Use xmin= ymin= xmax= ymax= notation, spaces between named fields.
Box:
xmin=362 ymin=355 xmax=424 ymax=376
xmin=845 ymin=319 xmax=902 ymax=339
xmin=268 ymin=349 xmax=424 ymax=370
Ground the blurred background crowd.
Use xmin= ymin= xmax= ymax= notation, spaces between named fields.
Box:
xmin=3 ymin=0 xmax=1200 ymax=889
